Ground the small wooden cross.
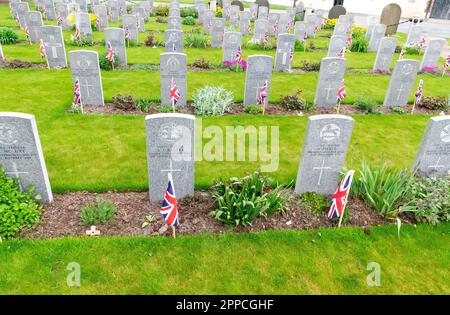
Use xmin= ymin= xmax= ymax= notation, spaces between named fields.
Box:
xmin=86 ymin=225 xmax=100 ymax=236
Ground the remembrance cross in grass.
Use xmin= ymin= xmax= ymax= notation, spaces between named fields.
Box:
xmin=86 ymin=225 xmax=101 ymax=236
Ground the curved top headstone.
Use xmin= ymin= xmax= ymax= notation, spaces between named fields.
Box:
xmin=380 ymin=3 xmax=401 ymax=36
xmin=255 ymin=0 xmax=269 ymax=9
xmin=328 ymin=5 xmax=346 ymax=19
xmin=231 ymin=0 xmax=244 ymax=10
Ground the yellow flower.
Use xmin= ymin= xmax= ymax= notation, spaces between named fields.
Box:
xmin=89 ymin=13 xmax=98 ymax=23
xmin=216 ymin=6 xmax=222 ymax=14
xmin=327 ymin=18 xmax=338 ymax=26
xmin=66 ymin=12 xmax=97 ymax=25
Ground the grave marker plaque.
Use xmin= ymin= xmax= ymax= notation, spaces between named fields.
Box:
xmin=160 ymin=52 xmax=187 ymax=107
xmin=274 ymin=33 xmax=295 ymax=71
xmin=244 ymin=55 xmax=273 ymax=105
xmin=373 ymin=37 xmax=397 ymax=72
xmin=25 ymin=11 xmax=43 ymax=43
xmin=211 ymin=18 xmax=225 ymax=48
xmin=420 ymin=37 xmax=446 ymax=71
xmin=383 ymin=59 xmax=419 ymax=107
xmin=314 ymin=57 xmax=347 ymax=107
xmin=40 ymin=25 xmax=67 ymax=69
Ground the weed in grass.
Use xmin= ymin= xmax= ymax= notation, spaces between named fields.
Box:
xmin=80 ymin=199 xmax=117 ymax=226
xmin=300 ymin=192 xmax=328 ymax=215
xmin=244 ymin=105 xmax=264 ymax=114
xmin=354 ymin=96 xmax=380 ymax=114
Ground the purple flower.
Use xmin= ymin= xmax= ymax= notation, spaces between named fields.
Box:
xmin=240 ymin=59 xmax=247 ymax=71
xmin=423 ymin=66 xmax=437 ymax=72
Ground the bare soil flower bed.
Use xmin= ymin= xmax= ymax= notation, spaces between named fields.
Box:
xmin=20 ymin=190 xmax=392 ymax=239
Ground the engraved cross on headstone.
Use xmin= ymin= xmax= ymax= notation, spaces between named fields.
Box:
xmin=46 ymin=35 xmax=62 ymax=58
xmin=313 ymin=158 xmax=332 ymax=186
xmin=324 ymin=84 xmax=335 ymax=101
xmin=80 ymin=78 xmax=96 ymax=97
xmin=428 ymin=157 xmax=445 ymax=170
xmin=5 ymin=162 xmax=29 ymax=192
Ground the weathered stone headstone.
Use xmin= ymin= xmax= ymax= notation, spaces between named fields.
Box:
xmin=0 ymin=112 xmax=53 ymax=203
xmin=268 ymin=12 xmax=279 ymax=36
xmin=76 ymin=12 xmax=92 ymax=39
xmin=140 ymin=1 xmax=153 ymax=20
xmin=275 ymin=33 xmax=295 ymax=71
xmin=253 ymin=19 xmax=269 ymax=42
xmin=295 ymin=1 xmax=305 ymax=21
xmin=24 ymin=11 xmax=43 ymax=43
xmin=305 ymin=14 xmax=316 ymax=37
xmin=373 ymin=37 xmax=397 ymax=72
xmin=222 ymin=1 xmax=231 ymax=20
xmin=123 ymin=14 xmax=139 ymax=42
xmin=168 ymin=16 xmax=182 ymax=30
xmin=75 ymin=0 xmax=87 ymax=12
xmin=333 ymin=22 xmax=349 ymax=36
xmin=108 ymin=0 xmax=119 ymax=23
xmin=160 ymin=52 xmax=187 ymax=107
xmin=211 ymin=18 xmax=225 ymax=48
xmin=294 ymin=21 xmax=307 ymax=41
xmin=338 ymin=14 xmax=352 ymax=25
xmin=40 ymin=26 xmax=67 ymax=69
xmin=239 ymin=11 xmax=251 ymax=35
xmin=165 ymin=29 xmax=184 ymax=52
xmin=42 ymin=0 xmax=56 ymax=20
xmin=412 ymin=116 xmax=450 ymax=177
xmin=294 ymin=114 xmax=354 ymax=195
xmin=365 ymin=16 xmax=378 ymax=41
xmin=368 ymin=24 xmax=387 ymax=52
xmin=15 ymin=2 xmax=29 ymax=29
xmin=277 ymin=13 xmax=291 ymax=35
xmin=406 ymin=24 xmax=424 ymax=47
xmin=250 ymin=3 xmax=258 ymax=20
xmin=132 ymin=7 xmax=146 ymax=32
xmin=55 ymin=3 xmax=71 ymax=30
xmin=222 ymin=31 xmax=242 ymax=63
xmin=105 ymin=27 xmax=127 ymax=66
xmin=231 ymin=0 xmax=244 ymax=10
xmin=244 ymin=55 xmax=273 ymax=105
xmin=229 ymin=5 xmax=240 ymax=27
xmin=328 ymin=5 xmax=346 ymax=19
xmin=169 ymin=7 xmax=180 ymax=18
xmin=258 ymin=6 xmax=269 ymax=20
xmin=118 ymin=0 xmax=127 ymax=16
xmin=383 ymin=59 xmax=419 ymax=107
xmin=145 ymin=113 xmax=195 ymax=202
xmin=203 ymin=11 xmax=213 ymax=34
xmin=197 ymin=3 xmax=208 ymax=25
xmin=420 ymin=37 xmax=446 ymax=71
xmin=10 ymin=1 xmax=21 ymax=18
xmin=327 ymin=35 xmax=346 ymax=57
xmin=380 ymin=3 xmax=401 ymax=36
xmin=69 ymin=50 xmax=104 ymax=106
xmin=314 ymin=57 xmax=347 ymax=107
xmin=287 ymin=7 xmax=296 ymax=21
xmin=93 ymin=5 xmax=108 ymax=32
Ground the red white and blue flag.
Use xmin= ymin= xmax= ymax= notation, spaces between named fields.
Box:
xmin=235 ymin=46 xmax=242 ymax=63
xmin=346 ymin=32 xmax=353 ymax=46
xmin=25 ymin=27 xmax=30 ymax=41
xmin=444 ymin=54 xmax=450 ymax=71
xmin=106 ymin=42 xmax=115 ymax=63
xmin=399 ymin=48 xmax=405 ymax=60
xmin=73 ymin=79 xmax=81 ymax=107
xmin=15 ymin=13 xmax=20 ymax=25
xmin=313 ymin=25 xmax=319 ymax=33
xmin=289 ymin=47 xmax=294 ymax=64
xmin=39 ymin=39 xmax=46 ymax=59
xmin=43 ymin=7 xmax=47 ymax=19
xmin=328 ymin=170 xmax=355 ymax=220
xmin=415 ymin=79 xmax=423 ymax=105
xmin=262 ymin=32 xmax=269 ymax=44
xmin=337 ymin=46 xmax=345 ymax=58
xmin=161 ymin=173 xmax=179 ymax=227
xmin=169 ymin=78 xmax=181 ymax=108
xmin=74 ymin=26 xmax=81 ymax=39
xmin=302 ymin=31 xmax=307 ymax=45
xmin=125 ymin=27 xmax=131 ymax=41
xmin=257 ymin=80 xmax=268 ymax=105
xmin=419 ymin=36 xmax=426 ymax=47
xmin=57 ymin=15 xmax=63 ymax=26
xmin=273 ymin=22 xmax=278 ymax=33
xmin=286 ymin=21 xmax=291 ymax=32
xmin=337 ymin=79 xmax=346 ymax=103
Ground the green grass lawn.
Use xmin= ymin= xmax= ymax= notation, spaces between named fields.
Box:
xmin=0 ymin=223 xmax=448 ymax=294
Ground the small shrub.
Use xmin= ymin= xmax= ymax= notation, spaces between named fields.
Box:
xmin=400 ymin=176 xmax=450 ymax=225
xmin=155 ymin=104 xmax=174 ymax=113
xmin=352 ymin=163 xmax=412 ymax=217
xmin=99 ymin=52 xmax=119 ymax=71
xmin=280 ymin=90 xmax=313 ymax=111
xmin=182 ymin=16 xmax=196 ymax=25
xmin=185 ymin=33 xmax=209 ymax=48
xmin=245 ymin=41 xmax=275 ymax=51
xmin=0 ymin=168 xmax=42 ymax=239
xmin=155 ymin=16 xmax=167 ymax=23
xmin=354 ymin=96 xmax=379 ymax=113
xmin=215 ymin=6 xmax=223 ymax=17
xmin=209 ymin=171 xmax=288 ymax=226
xmin=244 ymin=105 xmax=263 ymax=114
xmin=0 ymin=27 xmax=18 ymax=44
xmin=392 ymin=106 xmax=406 ymax=114
xmin=153 ymin=5 xmax=169 ymax=16
xmin=192 ymin=86 xmax=233 ymax=116
xmin=301 ymin=61 xmax=320 ymax=71
xmin=294 ymin=39 xmax=306 ymax=51
xmin=300 ymin=192 xmax=328 ymax=215
xmin=405 ymin=47 xmax=420 ymax=55
xmin=72 ymin=37 xmax=93 ymax=47
xmin=112 ymin=95 xmax=136 ymax=111
xmin=144 ymin=32 xmax=157 ymax=47
xmin=394 ymin=45 xmax=402 ymax=53
xmin=80 ymin=199 xmax=117 ymax=226
xmin=180 ymin=7 xmax=198 ymax=18
xmin=223 ymin=60 xmax=247 ymax=72
xmin=192 ymin=58 xmax=212 ymax=69
xmin=135 ymin=98 xmax=152 ymax=112
xmin=419 ymin=96 xmax=449 ymax=111
xmin=349 ymin=32 xmax=368 ymax=52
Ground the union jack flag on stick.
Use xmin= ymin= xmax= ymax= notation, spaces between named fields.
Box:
xmin=39 ymin=39 xmax=49 ymax=68
xmin=169 ymin=77 xmax=180 ymax=112
xmin=337 ymin=46 xmax=345 ymax=58
xmin=262 ymin=32 xmax=269 ymax=45
xmin=106 ymin=41 xmax=115 ymax=70
xmin=72 ymin=79 xmax=83 ymax=113
xmin=235 ymin=46 xmax=242 ymax=63
xmin=313 ymin=24 xmax=319 ymax=34
xmin=346 ymin=32 xmax=353 ymax=47
xmin=412 ymin=79 xmax=423 ymax=114
xmin=442 ymin=54 xmax=450 ymax=77
xmin=125 ymin=27 xmax=131 ymax=47
xmin=257 ymin=80 xmax=268 ymax=113
xmin=273 ymin=22 xmax=278 ymax=34
xmin=399 ymin=48 xmax=405 ymax=60
xmin=419 ymin=36 xmax=426 ymax=48
xmin=161 ymin=173 xmax=179 ymax=238
xmin=25 ymin=27 xmax=31 ymax=44
xmin=328 ymin=170 xmax=355 ymax=228
xmin=15 ymin=13 xmax=20 ymax=26
xmin=73 ymin=26 xmax=81 ymax=40
xmin=289 ymin=47 xmax=294 ymax=65
xmin=57 ymin=15 xmax=63 ymax=27
xmin=336 ymin=78 xmax=346 ymax=114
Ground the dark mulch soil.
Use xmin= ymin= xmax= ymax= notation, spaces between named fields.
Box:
xmin=1 ymin=59 xmax=48 ymax=69
xmin=20 ymin=190 xmax=392 ymax=239
xmin=82 ymin=102 xmax=450 ymax=116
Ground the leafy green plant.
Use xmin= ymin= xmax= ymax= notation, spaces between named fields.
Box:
xmin=0 ymin=27 xmax=18 ymax=44
xmin=349 ymin=30 xmax=369 ymax=52
xmin=155 ymin=16 xmax=167 ymax=23
xmin=99 ymin=52 xmax=119 ymax=71
xmin=72 ymin=37 xmax=94 ymax=47
xmin=112 ymin=95 xmax=136 ymax=111
xmin=244 ymin=105 xmax=263 ymax=114
xmin=352 ymin=163 xmax=412 ymax=217
xmin=152 ymin=5 xmax=169 ymax=16
xmin=0 ymin=168 xmax=42 ymax=239
xmin=182 ymin=16 xmax=196 ymax=25
xmin=354 ymin=96 xmax=380 ymax=114
xmin=300 ymin=192 xmax=328 ymax=215
xmin=245 ymin=41 xmax=275 ymax=50
xmin=301 ymin=61 xmax=320 ymax=71
xmin=294 ymin=40 xmax=306 ymax=51
xmin=419 ymin=96 xmax=449 ymax=111
xmin=185 ymin=33 xmax=209 ymax=48
xmin=209 ymin=172 xmax=288 ymax=226
xmin=80 ymin=199 xmax=117 ymax=226
xmin=280 ymin=90 xmax=314 ymax=111
xmin=192 ymin=86 xmax=233 ymax=116
xmin=405 ymin=47 xmax=420 ymax=55
xmin=400 ymin=176 xmax=450 ymax=225
xmin=392 ymin=106 xmax=406 ymax=114
xmin=181 ymin=7 xmax=198 ymax=18
xmin=155 ymin=104 xmax=174 ymax=113
xmin=192 ymin=58 xmax=212 ymax=69
xmin=144 ymin=32 xmax=160 ymax=47
xmin=135 ymin=98 xmax=152 ymax=112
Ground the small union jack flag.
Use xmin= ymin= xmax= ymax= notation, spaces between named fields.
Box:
xmin=25 ymin=27 xmax=30 ymax=40
xmin=136 ymin=15 xmax=141 ymax=29
xmin=262 ymin=32 xmax=269 ymax=44
xmin=251 ymin=10 xmax=257 ymax=19
xmin=125 ymin=27 xmax=131 ymax=41
xmin=39 ymin=39 xmax=46 ymax=59
xmin=73 ymin=79 xmax=81 ymax=107
xmin=15 ymin=13 xmax=20 ymax=25
xmin=302 ymin=31 xmax=307 ymax=45
xmin=419 ymin=36 xmax=426 ymax=47
xmin=106 ymin=42 xmax=115 ymax=63
xmin=328 ymin=170 xmax=355 ymax=220
xmin=57 ymin=15 xmax=63 ymax=26
xmin=415 ymin=79 xmax=423 ymax=105
xmin=161 ymin=173 xmax=179 ymax=227
xmin=257 ymin=80 xmax=268 ymax=105
xmin=337 ymin=79 xmax=346 ymax=103
xmin=346 ymin=32 xmax=353 ymax=46
xmin=399 ymin=48 xmax=405 ymax=60
xmin=74 ymin=26 xmax=81 ymax=39
xmin=286 ymin=21 xmax=291 ymax=33
xmin=119 ymin=5 xmax=124 ymax=15
xmin=313 ymin=25 xmax=319 ymax=33
xmin=43 ymin=7 xmax=47 ymax=19
xmin=273 ymin=22 xmax=278 ymax=33
xmin=289 ymin=47 xmax=294 ymax=65
xmin=226 ymin=8 xmax=231 ymax=18
xmin=235 ymin=46 xmax=242 ymax=63
xmin=247 ymin=23 xmax=251 ymax=34
xmin=443 ymin=54 xmax=450 ymax=70
xmin=337 ymin=46 xmax=345 ymax=58
xmin=169 ymin=77 xmax=181 ymax=108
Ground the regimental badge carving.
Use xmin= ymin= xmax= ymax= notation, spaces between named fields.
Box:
xmin=320 ymin=124 xmax=341 ymax=141
xmin=440 ymin=125 xmax=450 ymax=143
xmin=0 ymin=123 xmax=18 ymax=145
